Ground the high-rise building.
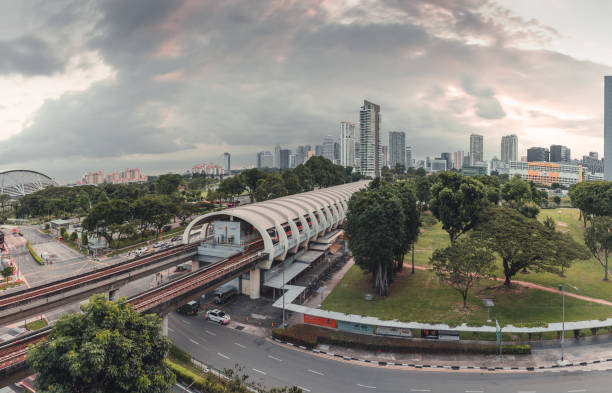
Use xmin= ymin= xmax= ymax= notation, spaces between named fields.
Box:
xmin=315 ymin=145 xmax=324 ymax=156
xmin=605 ymin=76 xmax=612 ymax=180
xmin=354 ymin=142 xmax=360 ymax=168
xmin=550 ymin=145 xmax=571 ymax=163
xmin=274 ymin=144 xmax=281 ymax=168
xmin=452 ymin=151 xmax=464 ymax=170
xmin=340 ymin=122 xmax=356 ymax=167
xmin=501 ymin=134 xmax=518 ymax=163
xmin=289 ymin=154 xmax=297 ymax=169
xmin=389 ymin=131 xmax=406 ymax=170
xmin=359 ymin=100 xmax=382 ymax=178
xmin=382 ymin=146 xmax=389 ymax=168
xmin=333 ymin=142 xmax=340 ymax=164
xmin=405 ymin=146 xmax=412 ymax=168
xmin=527 ymin=147 xmax=549 ymax=162
xmin=257 ymin=151 xmax=273 ymax=168
xmin=322 ymin=135 xmax=335 ymax=162
xmin=223 ymin=152 xmax=231 ymax=175
xmin=280 ymin=149 xmax=291 ymax=169
xmin=295 ymin=145 xmax=307 ymax=166
xmin=582 ymin=152 xmax=604 ymax=174
xmin=440 ymin=152 xmax=451 ymax=171
xmin=470 ymin=134 xmax=483 ymax=165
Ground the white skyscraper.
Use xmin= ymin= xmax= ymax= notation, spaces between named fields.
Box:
xmin=359 ymin=100 xmax=382 ymax=178
xmin=452 ymin=151 xmax=464 ymax=170
xmin=501 ymin=134 xmax=518 ymax=163
xmin=274 ymin=144 xmax=281 ymax=168
xmin=340 ymin=122 xmax=356 ymax=167
xmin=389 ymin=131 xmax=406 ymax=169
xmin=470 ymin=134 xmax=484 ymax=165
xmin=605 ymin=76 xmax=612 ymax=180
xmin=405 ymin=146 xmax=412 ymax=168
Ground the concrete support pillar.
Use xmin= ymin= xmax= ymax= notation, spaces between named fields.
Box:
xmin=249 ymin=268 xmax=260 ymax=300
xmin=108 ymin=289 xmax=117 ymax=301
xmin=191 ymin=260 xmax=199 ymax=272
xmin=161 ymin=314 xmax=168 ymax=336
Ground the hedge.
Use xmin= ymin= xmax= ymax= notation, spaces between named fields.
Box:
xmin=170 ymin=344 xmax=192 ymax=364
xmin=273 ymin=324 xmax=531 ymax=355
xmin=166 ymin=359 xmax=251 ymax=393
xmin=27 ymin=240 xmax=44 ymax=265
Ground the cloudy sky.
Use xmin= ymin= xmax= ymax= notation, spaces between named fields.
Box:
xmin=0 ymin=0 xmax=611 ymax=183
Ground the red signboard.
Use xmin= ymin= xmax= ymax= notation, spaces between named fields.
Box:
xmin=303 ymin=314 xmax=336 ymax=328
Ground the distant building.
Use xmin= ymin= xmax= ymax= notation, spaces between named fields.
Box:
xmin=354 ymin=142 xmax=361 ymax=169
xmin=388 ymin=131 xmax=406 ymax=170
xmin=289 ymin=154 xmax=297 ymax=169
xmin=340 ymin=122 xmax=356 ymax=167
xmin=440 ymin=152 xmax=451 ymax=171
xmin=315 ymin=145 xmax=324 ymax=157
xmin=405 ymin=146 xmax=413 ymax=168
xmin=582 ymin=152 xmax=604 ymax=174
xmin=509 ymin=161 xmax=582 ymax=187
xmin=501 ymin=134 xmax=518 ymax=163
xmin=470 ymin=134 xmax=483 ymax=165
xmin=359 ymin=100 xmax=382 ymax=178
xmin=80 ymin=168 xmax=147 ymax=185
xmin=280 ymin=149 xmax=291 ymax=169
xmin=462 ymin=166 xmax=488 ymax=176
xmin=333 ymin=142 xmax=340 ymax=165
xmin=223 ymin=152 xmax=231 ymax=175
xmin=274 ymin=144 xmax=281 ymax=168
xmin=382 ymin=146 xmax=389 ymax=168
xmin=605 ymin=76 xmax=612 ymax=180
xmin=430 ymin=159 xmax=447 ymax=172
xmin=527 ymin=147 xmax=549 ymax=162
xmin=452 ymin=151 xmax=464 ymax=170
xmin=550 ymin=145 xmax=571 ymax=163
xmin=295 ymin=146 xmax=308 ymax=166
xmin=257 ymin=151 xmax=274 ymax=168
xmin=322 ymin=135 xmax=335 ymax=163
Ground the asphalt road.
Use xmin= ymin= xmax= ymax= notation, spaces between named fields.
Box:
xmin=169 ymin=313 xmax=612 ymax=393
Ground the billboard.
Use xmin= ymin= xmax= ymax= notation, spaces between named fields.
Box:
xmin=304 ymin=314 xmax=336 ymax=328
xmin=337 ymin=321 xmax=373 ymax=335
xmin=375 ymin=326 xmax=412 ymax=338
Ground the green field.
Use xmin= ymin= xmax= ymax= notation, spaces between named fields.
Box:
xmin=322 ymin=265 xmax=612 ymax=326
xmin=410 ymin=208 xmax=612 ymax=301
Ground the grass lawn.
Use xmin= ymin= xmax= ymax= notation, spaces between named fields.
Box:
xmin=322 ymin=265 xmax=612 ymax=327
xmin=410 ymin=208 xmax=612 ymax=302
xmin=22 ymin=319 xmax=48 ymax=331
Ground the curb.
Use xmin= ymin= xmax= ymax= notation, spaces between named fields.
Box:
xmin=271 ymin=338 xmax=612 ymax=372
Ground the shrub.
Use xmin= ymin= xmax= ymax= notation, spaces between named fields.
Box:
xmin=169 ymin=344 xmax=192 ymax=363
xmin=27 ymin=241 xmax=44 ymax=265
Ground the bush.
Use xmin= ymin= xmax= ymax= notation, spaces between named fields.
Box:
xmin=27 ymin=240 xmax=44 ymax=265
xmin=274 ymin=324 xmax=531 ymax=355
xmin=166 ymin=360 xmax=245 ymax=393
xmin=169 ymin=344 xmax=192 ymax=363
xmin=163 ymin=225 xmax=172 ymax=233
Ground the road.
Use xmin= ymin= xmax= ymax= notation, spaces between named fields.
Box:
xmin=169 ymin=313 xmax=612 ymax=393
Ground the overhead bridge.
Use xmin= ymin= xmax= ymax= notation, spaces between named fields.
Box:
xmin=0 ymin=245 xmax=266 ymax=385
xmin=0 ymin=243 xmax=199 ymax=326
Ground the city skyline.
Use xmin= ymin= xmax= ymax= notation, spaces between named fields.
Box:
xmin=0 ymin=1 xmax=612 ymax=182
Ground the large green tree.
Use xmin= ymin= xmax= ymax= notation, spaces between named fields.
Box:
xmin=429 ymin=172 xmax=489 ymax=242
xmin=28 ymin=295 xmax=175 ymax=393
xmin=584 ymin=215 xmax=612 ymax=281
xmin=253 ymin=175 xmax=288 ymax=202
xmin=430 ymin=237 xmax=496 ymax=308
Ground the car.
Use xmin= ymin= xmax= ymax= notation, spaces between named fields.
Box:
xmin=171 ymin=236 xmax=182 ymax=242
xmin=177 ymin=300 xmax=200 ymax=316
xmin=205 ymin=309 xmax=230 ymax=325
xmin=153 ymin=242 xmax=164 ymax=248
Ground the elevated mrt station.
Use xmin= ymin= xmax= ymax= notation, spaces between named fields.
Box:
xmin=183 ymin=181 xmax=368 ymax=299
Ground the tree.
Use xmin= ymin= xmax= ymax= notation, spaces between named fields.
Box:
xmin=414 ymin=176 xmax=432 ymax=213
xmin=1 ymin=266 xmax=14 ymax=283
xmin=0 ymin=194 xmax=10 ymax=213
xmin=28 ymin=295 xmax=175 ymax=393
xmin=430 ymin=237 xmax=495 ymax=308
xmin=253 ymin=175 xmax=288 ymax=202
xmin=569 ymin=182 xmax=612 ymax=226
xmin=240 ymin=169 xmax=266 ymax=202
xmin=501 ymin=174 xmax=532 ymax=209
xmin=387 ymin=182 xmax=420 ymax=273
xmin=155 ymin=174 xmax=183 ymax=195
xmin=553 ymin=195 xmax=561 ymax=206
xmin=473 ymin=207 xmax=589 ymax=286
xmin=430 ymin=172 xmax=489 ymax=242
xmin=217 ymin=176 xmax=245 ymax=203
xmin=584 ymin=215 xmax=612 ymax=281
xmin=281 ymin=170 xmax=302 ymax=195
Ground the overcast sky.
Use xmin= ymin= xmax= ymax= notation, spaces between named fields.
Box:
xmin=0 ymin=0 xmax=611 ymax=183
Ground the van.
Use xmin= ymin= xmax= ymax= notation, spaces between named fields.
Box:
xmin=213 ymin=286 xmax=238 ymax=304
xmin=177 ymin=300 xmax=200 ymax=316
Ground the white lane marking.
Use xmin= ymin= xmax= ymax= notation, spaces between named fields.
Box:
xmin=357 ymin=384 xmax=377 ymax=389
xmin=568 ymin=391 xmax=586 ymax=393
xmin=253 ymin=368 xmax=267 ymax=375
xmin=297 ymin=386 xmax=311 ymax=392
xmin=465 ymin=391 xmax=483 ymax=393
xmin=234 ymin=342 xmax=246 ymax=349
xmin=205 ymin=330 xmax=217 ymax=336
xmin=217 ymin=353 xmax=230 ymax=360
xmin=411 ymin=390 xmax=431 ymax=392
xmin=517 ymin=391 xmax=536 ymax=393
xmin=308 ymin=369 xmax=324 ymax=376
xmin=181 ymin=319 xmax=191 ymax=325
xmin=188 ymin=338 xmax=200 ymax=345
xmin=267 ymin=355 xmax=283 ymax=362
xmin=168 ymin=328 xmax=175 ymax=333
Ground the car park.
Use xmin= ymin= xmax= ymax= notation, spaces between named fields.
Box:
xmin=205 ymin=309 xmax=230 ymax=325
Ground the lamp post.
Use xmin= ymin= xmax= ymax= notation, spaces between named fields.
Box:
xmin=282 ymin=262 xmax=287 ymax=328
xmin=559 ymin=283 xmax=578 ymax=364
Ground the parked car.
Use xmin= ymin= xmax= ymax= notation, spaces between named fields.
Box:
xmin=205 ymin=309 xmax=230 ymax=325
xmin=213 ymin=285 xmax=238 ymax=305
xmin=153 ymin=242 xmax=164 ymax=248
xmin=171 ymin=236 xmax=182 ymax=242
xmin=177 ymin=300 xmax=200 ymax=316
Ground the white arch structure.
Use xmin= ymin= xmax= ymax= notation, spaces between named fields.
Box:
xmin=183 ymin=181 xmax=368 ymax=269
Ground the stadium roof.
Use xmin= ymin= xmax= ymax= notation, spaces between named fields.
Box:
xmin=0 ymin=170 xmax=57 ymax=198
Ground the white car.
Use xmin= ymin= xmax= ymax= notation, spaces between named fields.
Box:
xmin=205 ymin=309 xmax=230 ymax=325
xmin=153 ymin=242 xmax=164 ymax=248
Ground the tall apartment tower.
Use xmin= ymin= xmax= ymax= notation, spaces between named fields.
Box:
xmin=359 ymin=100 xmax=382 ymax=178
xmin=606 ymin=76 xmax=612 ymax=180
xmin=501 ymin=134 xmax=518 ymax=163
xmin=550 ymin=145 xmax=571 ymax=163
xmin=274 ymin=144 xmax=281 ymax=168
xmin=389 ymin=131 xmax=406 ymax=170
xmin=405 ymin=146 xmax=412 ymax=168
xmin=340 ymin=121 xmax=356 ymax=167
xmin=322 ymin=135 xmax=335 ymax=162
xmin=223 ymin=152 xmax=231 ymax=175
xmin=452 ymin=151 xmax=464 ymax=170
xmin=470 ymin=134 xmax=484 ymax=165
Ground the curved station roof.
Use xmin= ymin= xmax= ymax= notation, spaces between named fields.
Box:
xmin=184 ymin=180 xmax=368 ymax=266
xmin=0 ymin=170 xmax=57 ymax=198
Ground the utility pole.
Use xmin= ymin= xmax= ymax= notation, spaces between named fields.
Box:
xmin=559 ymin=283 xmax=578 ymax=364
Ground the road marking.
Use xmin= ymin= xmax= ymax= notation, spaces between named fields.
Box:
xmin=357 ymin=384 xmax=377 ymax=389
xmin=267 ymin=355 xmax=283 ymax=362
xmin=297 ymin=386 xmax=311 ymax=392
xmin=308 ymin=369 xmax=324 ymax=376
xmin=188 ymin=339 xmax=199 ymax=345
xmin=168 ymin=328 xmax=175 ymax=333
xmin=568 ymin=391 xmax=586 ymax=393
xmin=234 ymin=342 xmax=246 ymax=349
xmin=181 ymin=319 xmax=191 ymax=325
xmin=410 ymin=390 xmax=431 ymax=392
xmin=252 ymin=368 xmax=267 ymax=375
xmin=205 ymin=330 xmax=217 ymax=336
xmin=517 ymin=391 xmax=536 ymax=393
xmin=21 ymin=275 xmax=31 ymax=288
xmin=465 ymin=391 xmax=484 ymax=393
xmin=217 ymin=353 xmax=230 ymax=360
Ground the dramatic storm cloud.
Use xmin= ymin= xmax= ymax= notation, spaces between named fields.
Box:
xmin=0 ymin=0 xmax=610 ymax=182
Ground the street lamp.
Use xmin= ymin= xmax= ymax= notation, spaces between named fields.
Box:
xmin=282 ymin=262 xmax=287 ymax=328
xmin=559 ymin=283 xmax=578 ymax=364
